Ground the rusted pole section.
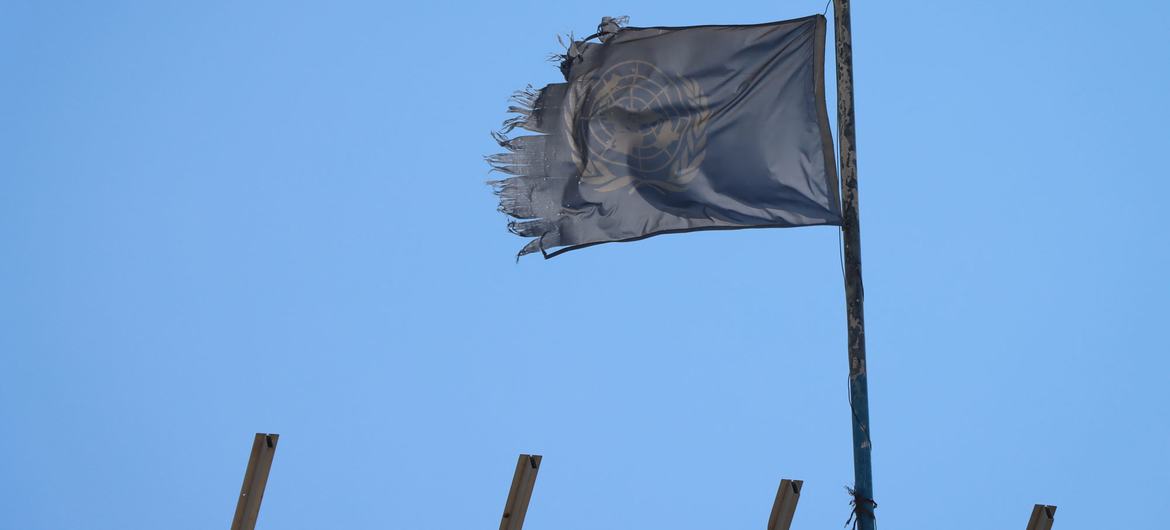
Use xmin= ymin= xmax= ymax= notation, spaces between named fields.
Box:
xmin=831 ymin=1 xmax=875 ymax=529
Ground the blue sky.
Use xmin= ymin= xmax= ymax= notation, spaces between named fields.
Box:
xmin=1 ymin=1 xmax=1167 ymax=529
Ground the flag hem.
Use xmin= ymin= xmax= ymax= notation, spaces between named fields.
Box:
xmin=624 ymin=13 xmax=826 ymax=31
xmin=541 ymin=221 xmax=842 ymax=259
xmin=813 ymin=15 xmax=842 ymax=216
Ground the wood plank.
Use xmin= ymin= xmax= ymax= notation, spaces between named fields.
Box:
xmin=767 ymin=479 xmax=803 ymax=530
xmin=1025 ymin=504 xmax=1057 ymax=530
xmin=230 ymin=433 xmax=279 ymax=530
xmin=499 ymin=454 xmax=542 ymax=530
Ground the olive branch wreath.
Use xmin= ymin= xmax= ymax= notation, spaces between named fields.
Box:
xmin=564 ymin=66 xmax=711 ymax=195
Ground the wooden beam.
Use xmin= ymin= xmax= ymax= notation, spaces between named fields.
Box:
xmin=230 ymin=433 xmax=279 ymax=530
xmin=1025 ymin=504 xmax=1057 ymax=530
xmin=499 ymin=454 xmax=542 ymax=530
xmin=766 ymin=479 xmax=803 ymax=530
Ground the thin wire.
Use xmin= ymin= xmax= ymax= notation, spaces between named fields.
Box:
xmin=824 ymin=0 xmax=832 ymax=16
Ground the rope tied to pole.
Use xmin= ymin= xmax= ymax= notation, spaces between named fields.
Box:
xmin=844 ymin=486 xmax=877 ymax=529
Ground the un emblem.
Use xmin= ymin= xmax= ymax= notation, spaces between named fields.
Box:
xmin=566 ymin=61 xmax=710 ymax=194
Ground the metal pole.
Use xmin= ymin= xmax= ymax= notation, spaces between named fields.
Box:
xmin=831 ymin=2 xmax=875 ymax=529
xmin=230 ymin=433 xmax=279 ymax=530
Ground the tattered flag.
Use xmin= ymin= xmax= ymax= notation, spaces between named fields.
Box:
xmin=489 ymin=15 xmax=840 ymax=258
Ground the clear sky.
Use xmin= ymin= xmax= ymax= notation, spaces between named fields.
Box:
xmin=1 ymin=1 xmax=1167 ymax=529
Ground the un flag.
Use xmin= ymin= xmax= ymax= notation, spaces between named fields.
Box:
xmin=489 ymin=15 xmax=840 ymax=258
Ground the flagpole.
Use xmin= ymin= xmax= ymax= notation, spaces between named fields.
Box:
xmin=831 ymin=1 xmax=876 ymax=529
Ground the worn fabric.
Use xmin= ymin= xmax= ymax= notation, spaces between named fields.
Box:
xmin=489 ymin=14 xmax=840 ymax=258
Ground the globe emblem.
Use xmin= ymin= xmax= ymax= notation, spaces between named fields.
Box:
xmin=568 ymin=61 xmax=709 ymax=194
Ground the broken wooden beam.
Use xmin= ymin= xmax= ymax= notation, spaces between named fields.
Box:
xmin=499 ymin=454 xmax=542 ymax=530
xmin=230 ymin=433 xmax=279 ymax=530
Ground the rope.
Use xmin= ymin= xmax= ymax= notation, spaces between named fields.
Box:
xmin=844 ymin=486 xmax=877 ymax=529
